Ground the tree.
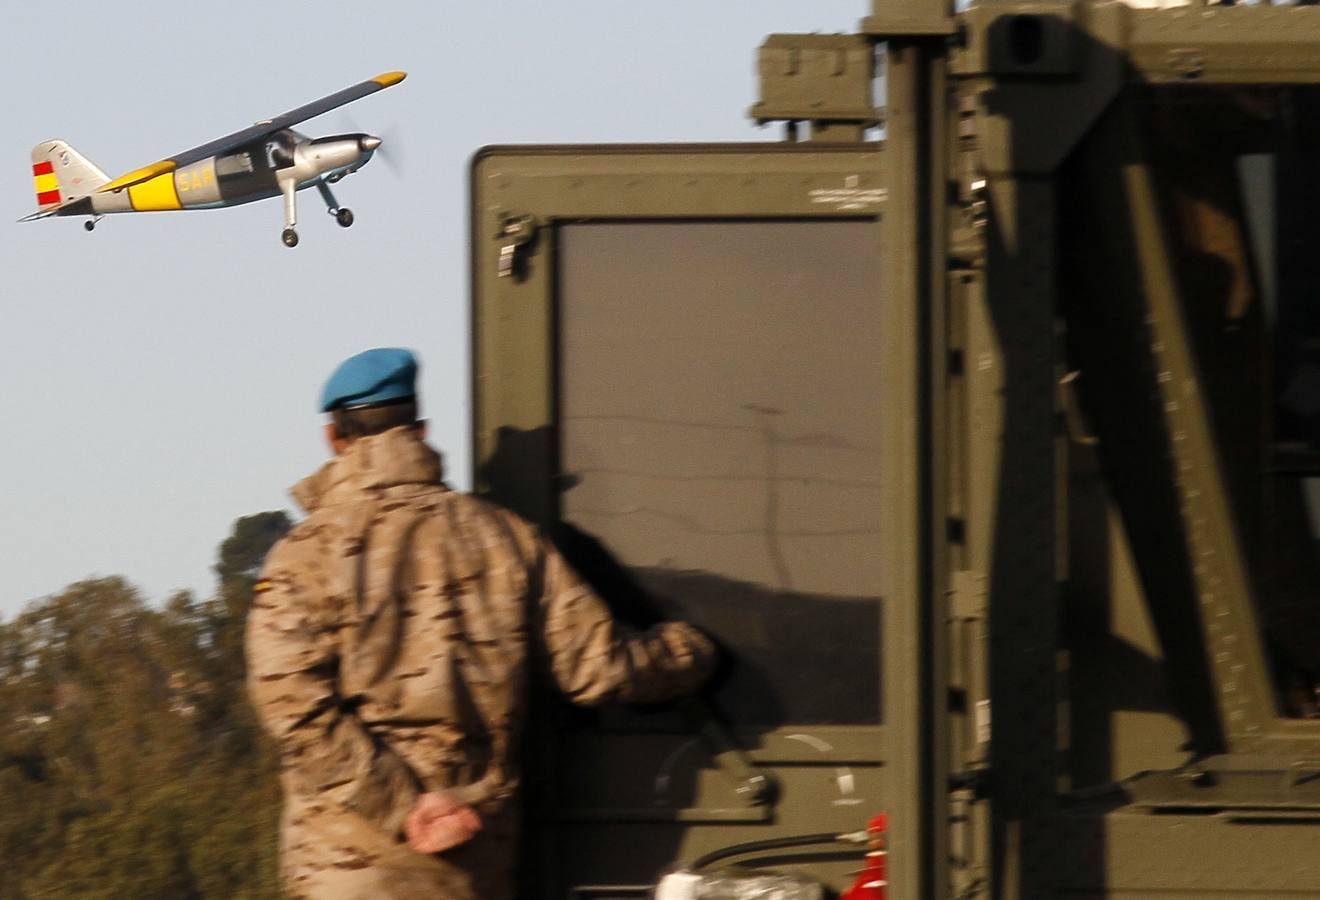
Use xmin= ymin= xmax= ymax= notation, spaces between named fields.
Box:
xmin=214 ymin=512 xmax=292 ymax=585
xmin=0 ymin=511 xmax=292 ymax=899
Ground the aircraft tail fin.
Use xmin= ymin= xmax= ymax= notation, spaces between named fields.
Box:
xmin=30 ymin=140 xmax=109 ymax=209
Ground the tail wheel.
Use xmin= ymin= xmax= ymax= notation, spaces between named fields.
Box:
xmin=336 ymin=208 xmax=354 ymax=228
xmin=282 ymin=227 xmax=299 ymax=248
xmin=84 ymin=220 xmax=96 ymax=232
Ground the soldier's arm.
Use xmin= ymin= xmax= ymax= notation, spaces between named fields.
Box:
xmin=533 ymin=534 xmax=717 ymax=706
xmin=245 ymin=545 xmax=420 ymax=836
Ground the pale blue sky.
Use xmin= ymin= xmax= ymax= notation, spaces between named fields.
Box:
xmin=0 ymin=1 xmax=867 ymax=616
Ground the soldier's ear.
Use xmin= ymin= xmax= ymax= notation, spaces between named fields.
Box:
xmin=325 ymin=423 xmax=349 ymax=456
xmin=416 ymin=419 xmax=428 ymax=440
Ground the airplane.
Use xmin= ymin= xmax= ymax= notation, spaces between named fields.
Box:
xmin=20 ymin=71 xmax=406 ymax=248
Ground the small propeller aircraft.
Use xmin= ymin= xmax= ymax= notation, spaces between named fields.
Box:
xmin=19 ymin=71 xmax=405 ymax=247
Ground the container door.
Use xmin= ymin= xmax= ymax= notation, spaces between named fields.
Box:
xmin=471 ymin=144 xmax=915 ymax=898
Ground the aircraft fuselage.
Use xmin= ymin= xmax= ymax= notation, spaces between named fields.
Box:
xmin=53 ymin=129 xmax=375 ymax=217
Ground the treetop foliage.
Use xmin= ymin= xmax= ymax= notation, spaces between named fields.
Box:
xmin=215 ymin=512 xmax=293 ymax=585
xmin=0 ymin=513 xmax=291 ymax=899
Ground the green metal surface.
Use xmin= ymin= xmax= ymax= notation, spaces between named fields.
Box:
xmin=471 ymin=145 xmax=891 ymax=897
xmin=1118 ymin=131 xmax=1279 ymax=745
xmin=750 ymin=34 xmax=881 ymax=141
xmin=883 ymin=36 xmax=943 ymax=900
xmin=469 ymin=2 xmax=1320 ymax=896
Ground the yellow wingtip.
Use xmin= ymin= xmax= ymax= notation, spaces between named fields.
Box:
xmin=98 ymin=160 xmax=176 ymax=193
xmin=372 ymin=71 xmax=407 ymax=88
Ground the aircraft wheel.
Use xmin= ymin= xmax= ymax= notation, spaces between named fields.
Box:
xmin=84 ymin=220 xmax=96 ymax=232
xmin=282 ymin=228 xmax=299 ymax=248
xmin=336 ymin=208 xmax=354 ymax=228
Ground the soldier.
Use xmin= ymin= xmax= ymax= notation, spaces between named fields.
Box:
xmin=246 ymin=347 xmax=716 ymax=899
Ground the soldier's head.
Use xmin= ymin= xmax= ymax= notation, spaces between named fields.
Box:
xmin=320 ymin=347 xmax=426 ymax=455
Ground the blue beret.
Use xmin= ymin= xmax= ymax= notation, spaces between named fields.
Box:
xmin=320 ymin=348 xmax=418 ymax=412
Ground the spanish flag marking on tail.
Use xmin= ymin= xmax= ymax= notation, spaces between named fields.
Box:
xmin=33 ymin=162 xmax=61 ymax=207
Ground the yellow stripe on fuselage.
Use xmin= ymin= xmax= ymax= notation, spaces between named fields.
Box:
xmin=99 ymin=160 xmax=176 ymax=193
xmin=128 ymin=172 xmax=182 ymax=211
xmin=34 ymin=172 xmax=59 ymax=194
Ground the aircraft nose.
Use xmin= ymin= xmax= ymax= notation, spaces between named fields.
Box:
xmin=359 ymin=135 xmax=382 ymax=152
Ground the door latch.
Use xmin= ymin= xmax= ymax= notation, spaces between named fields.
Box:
xmin=678 ymin=699 xmax=775 ymax=807
xmin=965 ymin=177 xmax=988 ymax=231
xmin=496 ymin=213 xmax=538 ymax=279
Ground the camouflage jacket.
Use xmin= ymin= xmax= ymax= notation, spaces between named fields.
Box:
xmin=246 ymin=427 xmax=715 ymax=900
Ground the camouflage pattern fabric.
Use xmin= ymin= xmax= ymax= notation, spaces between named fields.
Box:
xmin=245 ymin=426 xmax=714 ymax=899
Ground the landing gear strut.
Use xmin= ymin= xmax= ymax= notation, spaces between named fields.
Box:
xmin=279 ymin=174 xmax=299 ymax=249
xmin=276 ymin=178 xmax=358 ymax=246
xmin=319 ymin=181 xmax=354 ymax=228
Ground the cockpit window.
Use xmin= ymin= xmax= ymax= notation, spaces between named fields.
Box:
xmin=266 ymin=132 xmax=295 ymax=169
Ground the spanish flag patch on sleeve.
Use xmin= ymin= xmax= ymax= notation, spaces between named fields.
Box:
xmin=253 ymin=578 xmax=273 ymax=594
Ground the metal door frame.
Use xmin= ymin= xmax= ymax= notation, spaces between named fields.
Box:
xmin=469 ymin=143 xmax=921 ymax=895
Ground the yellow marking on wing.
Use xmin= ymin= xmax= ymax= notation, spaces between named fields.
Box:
xmin=372 ymin=71 xmax=407 ymax=87
xmin=98 ymin=160 xmax=176 ymax=193
xmin=128 ymin=171 xmax=182 ymax=211
xmin=33 ymin=172 xmax=58 ymax=194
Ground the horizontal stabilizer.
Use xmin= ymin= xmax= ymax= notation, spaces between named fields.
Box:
xmin=18 ymin=198 xmax=76 ymax=222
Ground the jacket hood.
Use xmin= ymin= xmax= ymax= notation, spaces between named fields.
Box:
xmin=290 ymin=426 xmax=446 ymax=513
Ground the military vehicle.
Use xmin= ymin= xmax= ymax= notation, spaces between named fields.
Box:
xmin=469 ymin=0 xmax=1320 ymax=896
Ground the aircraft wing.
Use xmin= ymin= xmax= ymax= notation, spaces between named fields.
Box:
xmin=97 ymin=71 xmax=406 ymax=193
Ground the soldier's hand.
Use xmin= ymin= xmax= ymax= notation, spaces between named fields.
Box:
xmin=404 ymin=791 xmax=482 ymax=854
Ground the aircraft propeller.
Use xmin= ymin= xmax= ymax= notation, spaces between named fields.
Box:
xmin=339 ymin=112 xmax=403 ymax=175
xmin=374 ymin=129 xmax=404 ymax=176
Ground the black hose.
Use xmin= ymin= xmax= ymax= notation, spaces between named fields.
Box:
xmin=689 ymin=832 xmax=848 ymax=871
